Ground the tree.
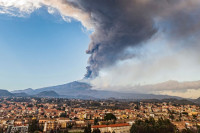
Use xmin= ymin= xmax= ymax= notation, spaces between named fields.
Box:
xmin=84 ymin=124 xmax=91 ymax=133
xmin=0 ymin=128 xmax=3 ymax=133
xmin=92 ymin=128 xmax=101 ymax=133
xmin=192 ymin=114 xmax=197 ymax=120
xmin=27 ymin=104 xmax=33 ymax=107
xmin=169 ymin=114 xmax=175 ymax=121
xmin=28 ymin=119 xmax=40 ymax=133
xmin=197 ymin=125 xmax=200 ymax=133
xmin=63 ymin=129 xmax=68 ymax=133
xmin=50 ymin=129 xmax=54 ymax=133
xmin=134 ymin=102 xmax=140 ymax=110
xmin=94 ymin=118 xmax=99 ymax=125
xmin=182 ymin=112 xmax=188 ymax=116
xmin=91 ymin=102 xmax=101 ymax=107
xmin=130 ymin=118 xmax=177 ymax=133
xmin=60 ymin=113 xmax=67 ymax=118
xmin=104 ymin=113 xmax=116 ymax=121
xmin=67 ymin=123 xmax=73 ymax=129
xmin=179 ymin=113 xmax=182 ymax=121
xmin=181 ymin=128 xmax=195 ymax=133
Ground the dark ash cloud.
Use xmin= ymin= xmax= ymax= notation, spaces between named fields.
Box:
xmin=69 ymin=0 xmax=200 ymax=78
xmin=76 ymin=0 xmax=159 ymax=78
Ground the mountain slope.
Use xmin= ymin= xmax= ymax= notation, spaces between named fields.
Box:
xmin=0 ymin=89 xmax=14 ymax=97
xmin=12 ymin=81 xmax=181 ymax=99
xmin=34 ymin=91 xmax=59 ymax=98
xmin=12 ymin=88 xmax=34 ymax=95
xmin=35 ymin=81 xmax=92 ymax=95
xmin=13 ymin=92 xmax=29 ymax=97
xmin=194 ymin=97 xmax=200 ymax=104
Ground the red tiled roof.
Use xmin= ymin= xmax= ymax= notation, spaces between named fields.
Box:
xmin=92 ymin=123 xmax=130 ymax=128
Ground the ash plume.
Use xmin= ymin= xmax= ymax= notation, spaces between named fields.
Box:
xmin=71 ymin=0 xmax=200 ymax=78
xmin=79 ymin=0 xmax=158 ymax=78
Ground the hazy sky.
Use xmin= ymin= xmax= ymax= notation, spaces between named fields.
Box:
xmin=0 ymin=0 xmax=200 ymax=98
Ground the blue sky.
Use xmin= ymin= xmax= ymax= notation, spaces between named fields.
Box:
xmin=0 ymin=8 xmax=90 ymax=90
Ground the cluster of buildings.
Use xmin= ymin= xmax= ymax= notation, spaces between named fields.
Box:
xmin=0 ymin=97 xmax=200 ymax=132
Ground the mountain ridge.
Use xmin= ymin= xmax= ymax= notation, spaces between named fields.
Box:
xmin=11 ymin=81 xmax=182 ymax=100
xmin=34 ymin=91 xmax=59 ymax=98
xmin=0 ymin=89 xmax=14 ymax=97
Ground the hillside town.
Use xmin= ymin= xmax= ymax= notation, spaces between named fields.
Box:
xmin=0 ymin=97 xmax=200 ymax=133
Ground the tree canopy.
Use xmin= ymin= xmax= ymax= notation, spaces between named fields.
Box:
xmin=104 ymin=113 xmax=117 ymax=121
xmin=130 ymin=118 xmax=177 ymax=133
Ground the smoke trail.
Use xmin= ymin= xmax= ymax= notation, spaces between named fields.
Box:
xmin=78 ymin=0 xmax=159 ymax=78
xmin=74 ymin=0 xmax=200 ymax=78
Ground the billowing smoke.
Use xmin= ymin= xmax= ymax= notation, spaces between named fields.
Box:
xmin=69 ymin=0 xmax=200 ymax=78
xmin=1 ymin=0 xmax=200 ymax=79
xmin=76 ymin=0 xmax=158 ymax=78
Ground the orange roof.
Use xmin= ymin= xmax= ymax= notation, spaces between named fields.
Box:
xmin=92 ymin=123 xmax=130 ymax=128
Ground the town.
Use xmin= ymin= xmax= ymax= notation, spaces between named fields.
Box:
xmin=0 ymin=97 xmax=200 ymax=133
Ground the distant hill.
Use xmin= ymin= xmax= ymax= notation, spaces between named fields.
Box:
xmin=0 ymin=89 xmax=14 ymax=97
xmin=12 ymin=88 xmax=34 ymax=94
xmin=156 ymin=98 xmax=196 ymax=105
xmin=13 ymin=92 xmax=29 ymax=97
xmin=194 ymin=97 xmax=200 ymax=104
xmin=11 ymin=81 xmax=182 ymax=100
xmin=197 ymin=97 xmax=200 ymax=101
xmin=34 ymin=91 xmax=59 ymax=98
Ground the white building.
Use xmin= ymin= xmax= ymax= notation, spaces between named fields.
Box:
xmin=7 ymin=125 xmax=28 ymax=133
xmin=91 ymin=123 xmax=131 ymax=133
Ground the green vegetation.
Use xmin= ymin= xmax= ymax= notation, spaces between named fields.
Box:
xmin=94 ymin=118 xmax=99 ymax=125
xmin=27 ymin=104 xmax=34 ymax=107
xmin=91 ymin=102 xmax=101 ymax=107
xmin=60 ymin=113 xmax=67 ymax=118
xmin=130 ymin=118 xmax=177 ymax=133
xmin=0 ymin=127 xmax=3 ymax=133
xmin=130 ymin=117 xmax=200 ymax=133
xmin=84 ymin=124 xmax=91 ymax=133
xmin=104 ymin=113 xmax=117 ymax=121
xmin=28 ymin=119 xmax=43 ymax=133
xmin=92 ymin=128 xmax=101 ymax=133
